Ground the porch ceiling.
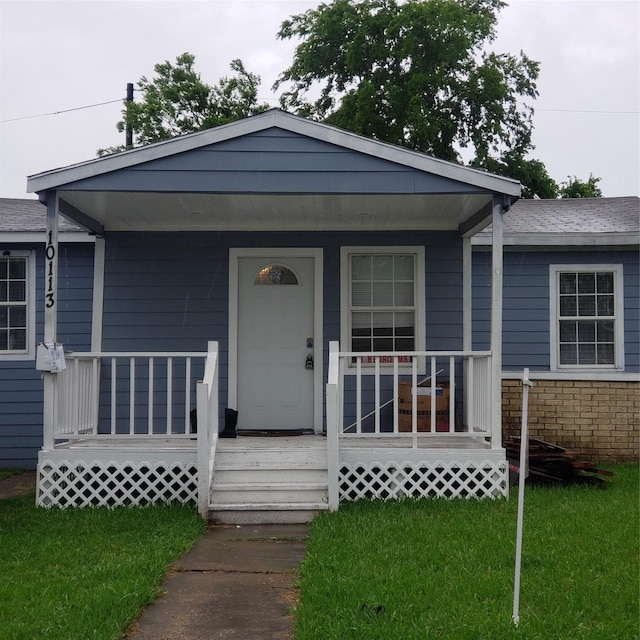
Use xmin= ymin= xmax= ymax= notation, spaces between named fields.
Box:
xmin=58 ymin=190 xmax=494 ymax=233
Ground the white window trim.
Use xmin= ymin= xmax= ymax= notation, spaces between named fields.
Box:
xmin=340 ymin=246 xmax=426 ymax=374
xmin=0 ymin=250 xmax=36 ymax=361
xmin=549 ymin=264 xmax=625 ymax=371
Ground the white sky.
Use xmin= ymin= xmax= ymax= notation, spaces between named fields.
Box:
xmin=1 ymin=0 xmax=638 ymax=199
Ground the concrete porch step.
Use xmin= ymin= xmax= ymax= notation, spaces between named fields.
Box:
xmin=208 ymin=502 xmax=329 ymax=525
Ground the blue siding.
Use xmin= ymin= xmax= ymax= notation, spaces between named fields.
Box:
xmin=0 ymin=242 xmax=94 ymax=468
xmin=473 ymin=248 xmax=640 ymax=372
xmin=101 ymin=230 xmax=464 ymax=417
xmin=59 ymin=128 xmax=480 ymax=195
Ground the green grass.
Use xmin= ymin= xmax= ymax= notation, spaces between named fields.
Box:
xmin=296 ymin=464 xmax=639 ymax=640
xmin=0 ymin=496 xmax=206 ymax=640
xmin=0 ymin=468 xmax=25 ymax=481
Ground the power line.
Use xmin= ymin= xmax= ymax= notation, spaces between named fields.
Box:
xmin=1 ymin=98 xmax=637 ymax=125
xmin=0 ymin=98 xmax=124 ymax=124
xmin=535 ymin=107 xmax=638 ymax=115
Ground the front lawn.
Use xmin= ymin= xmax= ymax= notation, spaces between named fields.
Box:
xmin=296 ymin=464 xmax=638 ymax=640
xmin=0 ymin=496 xmax=205 ymax=640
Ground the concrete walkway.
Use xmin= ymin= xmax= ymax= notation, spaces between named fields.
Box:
xmin=0 ymin=472 xmax=306 ymax=639
xmin=124 ymin=523 xmax=307 ymax=640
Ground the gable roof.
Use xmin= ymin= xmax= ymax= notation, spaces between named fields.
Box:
xmin=27 ymin=109 xmax=521 ymax=197
xmin=472 ymin=196 xmax=640 ymax=247
xmin=25 ymin=109 xmax=522 ymax=235
xmin=0 ymin=198 xmax=92 ymax=241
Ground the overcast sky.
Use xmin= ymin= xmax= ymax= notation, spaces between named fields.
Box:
xmin=1 ymin=0 xmax=638 ymax=199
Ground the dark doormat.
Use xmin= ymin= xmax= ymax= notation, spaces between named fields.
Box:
xmin=237 ymin=429 xmax=314 ymax=437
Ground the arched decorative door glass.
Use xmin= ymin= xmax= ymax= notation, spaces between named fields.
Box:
xmin=254 ymin=264 xmax=299 ymax=285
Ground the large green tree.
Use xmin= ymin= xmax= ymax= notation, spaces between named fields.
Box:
xmin=275 ymin=0 xmax=540 ymax=167
xmin=98 ymin=54 xmax=269 ymax=155
xmin=559 ymin=174 xmax=603 ymax=198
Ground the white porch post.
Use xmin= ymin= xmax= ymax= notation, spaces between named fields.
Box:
xmin=462 ymin=237 xmax=472 ymax=428
xmin=490 ymin=198 xmax=504 ymax=449
xmin=42 ymin=194 xmax=59 ymax=451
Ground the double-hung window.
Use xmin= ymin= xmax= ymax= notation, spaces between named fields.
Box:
xmin=341 ymin=247 xmax=425 ymax=368
xmin=550 ymin=264 xmax=624 ymax=369
xmin=0 ymin=251 xmax=35 ymax=360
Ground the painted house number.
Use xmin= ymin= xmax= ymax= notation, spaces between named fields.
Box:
xmin=45 ymin=230 xmax=56 ymax=309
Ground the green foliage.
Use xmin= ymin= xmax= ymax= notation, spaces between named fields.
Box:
xmin=275 ymin=0 xmax=539 ymax=166
xmin=0 ymin=498 xmax=205 ymax=639
xmin=480 ymin=153 xmax=559 ymax=199
xmin=297 ymin=465 xmax=638 ymax=639
xmin=559 ymin=174 xmax=603 ymax=198
xmin=98 ymin=53 xmax=269 ymax=155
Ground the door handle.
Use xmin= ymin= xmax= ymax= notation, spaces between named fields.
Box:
xmin=305 ymin=354 xmax=314 ymax=370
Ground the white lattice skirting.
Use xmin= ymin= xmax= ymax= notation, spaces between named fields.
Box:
xmin=37 ymin=460 xmax=198 ymax=508
xmin=339 ymin=460 xmax=508 ymax=501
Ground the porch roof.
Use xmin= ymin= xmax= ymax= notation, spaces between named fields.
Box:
xmin=26 ymin=109 xmax=520 ymax=235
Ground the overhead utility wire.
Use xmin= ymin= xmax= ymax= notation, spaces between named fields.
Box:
xmin=0 ymin=98 xmax=123 ymax=123
xmin=2 ymin=100 xmax=637 ymax=124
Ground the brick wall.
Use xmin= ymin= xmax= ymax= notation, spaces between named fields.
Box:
xmin=502 ymin=379 xmax=639 ymax=463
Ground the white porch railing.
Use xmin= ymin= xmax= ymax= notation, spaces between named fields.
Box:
xmin=326 ymin=342 xmax=496 ymax=509
xmin=197 ymin=342 xmax=219 ymax=516
xmin=48 ymin=349 xmax=209 ymax=448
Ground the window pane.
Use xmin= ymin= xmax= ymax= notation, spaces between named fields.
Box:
xmin=372 ymin=312 xmax=393 ymax=330
xmin=559 ymin=321 xmax=576 ymax=342
xmin=0 ymin=329 xmax=7 ymax=350
xmin=0 ymin=260 xmax=6 ymax=279
xmin=559 ymin=296 xmax=576 ymax=317
xmin=352 ymin=338 xmax=371 ymax=352
xmin=597 ymin=295 xmax=614 ymax=316
xmin=596 ymin=272 xmax=614 ymax=293
xmin=9 ymin=306 xmax=26 ymax=327
xmin=395 ymin=337 xmax=415 ymax=350
xmin=394 ymin=255 xmax=414 ymax=280
xmin=351 ymin=256 xmax=371 ymax=280
xmin=8 ymin=259 xmax=26 ymax=279
xmin=597 ymin=344 xmax=614 ymax=364
xmin=577 ymin=321 xmax=595 ymax=342
xmin=352 ymin=282 xmax=371 ymax=306
xmin=395 ymin=312 xmax=414 ymax=334
xmin=373 ymin=337 xmax=394 ymax=351
xmin=254 ymin=265 xmax=298 ymax=285
xmin=0 ymin=307 xmax=7 ymax=328
xmin=352 ymin=312 xmax=371 ymax=332
xmin=560 ymin=343 xmax=577 ymax=365
xmin=578 ymin=343 xmax=596 ymax=365
xmin=0 ymin=282 xmax=6 ymax=302
xmin=577 ymin=273 xmax=595 ymax=294
xmin=8 ymin=282 xmax=25 ymax=302
xmin=559 ymin=273 xmax=576 ymax=294
xmin=577 ymin=295 xmax=596 ymax=316
xmin=372 ymin=255 xmax=393 ymax=280
xmin=597 ymin=320 xmax=614 ymax=342
xmin=9 ymin=329 xmax=26 ymax=351
xmin=372 ymin=282 xmax=394 ymax=306
xmin=394 ymin=282 xmax=414 ymax=306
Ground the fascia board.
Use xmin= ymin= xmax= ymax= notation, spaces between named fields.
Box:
xmin=0 ymin=232 xmax=95 ymax=243
xmin=27 ymin=110 xmax=521 ymax=197
xmin=471 ymin=233 xmax=639 ymax=247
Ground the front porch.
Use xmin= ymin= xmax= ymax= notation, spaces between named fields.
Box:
xmin=37 ymin=342 xmax=508 ymax=520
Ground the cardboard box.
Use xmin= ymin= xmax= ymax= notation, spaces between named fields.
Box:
xmin=397 ymin=381 xmax=451 ymax=432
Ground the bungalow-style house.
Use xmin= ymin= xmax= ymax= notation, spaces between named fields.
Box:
xmin=0 ymin=198 xmax=95 ymax=467
xmin=22 ymin=109 xmax=515 ymax=520
xmin=473 ymin=196 xmax=639 ymax=463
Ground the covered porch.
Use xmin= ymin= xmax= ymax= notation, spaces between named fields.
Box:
xmin=27 ymin=110 xmax=517 ymax=520
xmin=37 ymin=339 xmax=507 ymax=520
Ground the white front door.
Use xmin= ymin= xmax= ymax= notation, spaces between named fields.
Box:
xmin=236 ymin=256 xmax=315 ymax=431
